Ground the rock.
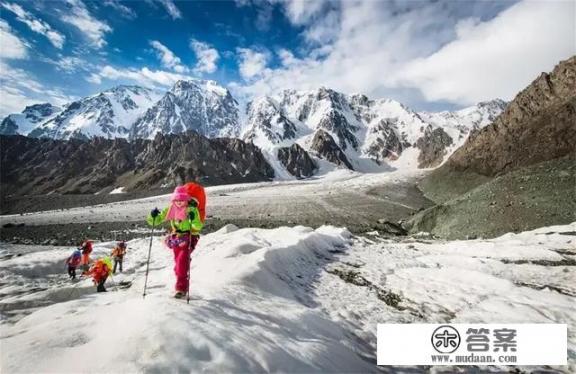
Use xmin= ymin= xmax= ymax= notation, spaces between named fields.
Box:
xmin=277 ymin=143 xmax=317 ymax=178
xmin=0 ymin=132 xmax=275 ymax=195
xmin=415 ymin=125 xmax=453 ymax=168
xmin=364 ymin=119 xmax=406 ymax=162
xmin=375 ymin=220 xmax=408 ymax=236
xmin=443 ymin=56 xmax=576 ymax=176
xmin=310 ymin=129 xmax=354 ymax=170
xmin=243 ymin=97 xmax=297 ymax=144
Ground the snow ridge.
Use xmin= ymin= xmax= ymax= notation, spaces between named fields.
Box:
xmin=28 ymin=86 xmax=160 ymax=140
xmin=243 ymin=88 xmax=506 ymax=175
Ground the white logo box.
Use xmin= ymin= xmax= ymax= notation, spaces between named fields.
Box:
xmin=377 ymin=324 xmax=567 ymax=366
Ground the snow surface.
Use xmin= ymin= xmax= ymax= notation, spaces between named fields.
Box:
xmin=1 ymin=223 xmax=574 ymax=372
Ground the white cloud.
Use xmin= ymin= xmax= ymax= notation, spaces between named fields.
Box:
xmin=277 ymin=48 xmax=297 ymax=67
xmin=57 ymin=56 xmax=87 ymax=73
xmin=302 ymin=9 xmax=339 ymax=44
xmin=279 ymin=0 xmax=328 ymax=25
xmin=237 ymin=48 xmax=269 ymax=80
xmin=158 ymin=0 xmax=182 ymax=20
xmin=87 ymin=65 xmax=191 ymax=89
xmin=103 ymin=0 xmax=137 ymax=20
xmin=86 ymin=72 xmax=102 ymax=85
xmin=150 ymin=40 xmax=188 ymax=73
xmin=236 ymin=0 xmax=576 ymax=108
xmin=61 ymin=0 xmax=112 ymax=49
xmin=0 ymin=20 xmax=29 ymax=59
xmin=0 ymin=61 xmax=75 ymax=116
xmin=190 ymin=39 xmax=219 ymax=74
xmin=392 ymin=0 xmax=576 ymax=104
xmin=1 ymin=2 xmax=65 ymax=49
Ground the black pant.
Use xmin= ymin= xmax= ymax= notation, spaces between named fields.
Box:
xmin=68 ymin=266 xmax=76 ymax=279
xmin=96 ymin=276 xmax=108 ymax=292
xmin=113 ymin=257 xmax=123 ymax=273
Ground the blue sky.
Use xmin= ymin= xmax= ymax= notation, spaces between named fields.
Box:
xmin=0 ymin=0 xmax=574 ymax=116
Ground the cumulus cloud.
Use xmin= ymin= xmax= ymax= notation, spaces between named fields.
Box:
xmin=150 ymin=40 xmax=188 ymax=73
xmin=86 ymin=65 xmax=191 ymax=89
xmin=302 ymin=9 xmax=340 ymax=44
xmin=190 ymin=39 xmax=219 ymax=74
xmin=236 ymin=0 xmax=575 ymax=108
xmin=393 ymin=0 xmax=576 ymax=104
xmin=237 ymin=48 xmax=269 ymax=80
xmin=0 ymin=20 xmax=29 ymax=60
xmin=1 ymin=2 xmax=65 ymax=49
xmin=279 ymin=0 xmax=328 ymax=25
xmin=61 ymin=0 xmax=112 ymax=49
xmin=0 ymin=61 xmax=75 ymax=116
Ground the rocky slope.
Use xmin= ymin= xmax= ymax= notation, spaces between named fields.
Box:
xmin=411 ymin=56 xmax=576 ymax=239
xmin=0 ymin=132 xmax=274 ymax=196
xmin=277 ymin=143 xmax=317 ymax=178
xmin=443 ymin=56 xmax=576 ymax=177
xmin=409 ymin=155 xmax=576 ymax=239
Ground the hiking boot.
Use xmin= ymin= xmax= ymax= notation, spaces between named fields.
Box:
xmin=174 ymin=291 xmax=185 ymax=299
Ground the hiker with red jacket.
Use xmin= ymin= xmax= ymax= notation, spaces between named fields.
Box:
xmin=79 ymin=240 xmax=93 ymax=275
xmin=147 ymin=183 xmax=205 ymax=299
xmin=65 ymin=249 xmax=82 ymax=280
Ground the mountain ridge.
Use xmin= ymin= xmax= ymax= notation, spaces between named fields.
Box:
xmin=0 ymin=80 xmax=507 ymax=178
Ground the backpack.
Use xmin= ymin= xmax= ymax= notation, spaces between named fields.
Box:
xmin=184 ymin=182 xmax=206 ymax=222
xmin=81 ymin=240 xmax=93 ymax=254
xmin=68 ymin=250 xmax=82 ymax=266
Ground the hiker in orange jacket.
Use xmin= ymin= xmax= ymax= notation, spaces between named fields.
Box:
xmin=89 ymin=257 xmax=112 ymax=292
xmin=111 ymin=240 xmax=127 ymax=274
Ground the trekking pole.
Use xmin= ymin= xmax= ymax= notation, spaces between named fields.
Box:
xmin=142 ymin=220 xmax=156 ymax=298
xmin=109 ymin=274 xmax=119 ymax=292
xmin=186 ymin=234 xmax=193 ymax=304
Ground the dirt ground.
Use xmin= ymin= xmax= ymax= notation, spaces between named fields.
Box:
xmin=0 ymin=171 xmax=434 ymax=245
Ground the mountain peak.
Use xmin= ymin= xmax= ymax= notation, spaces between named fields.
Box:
xmin=132 ymin=79 xmax=240 ymax=140
xmin=172 ymin=79 xmax=230 ymax=97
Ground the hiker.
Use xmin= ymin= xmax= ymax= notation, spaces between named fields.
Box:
xmin=89 ymin=257 xmax=113 ymax=292
xmin=65 ymin=249 xmax=82 ymax=280
xmin=111 ymin=240 xmax=127 ymax=274
xmin=80 ymin=240 xmax=93 ymax=275
xmin=147 ymin=184 xmax=205 ymax=299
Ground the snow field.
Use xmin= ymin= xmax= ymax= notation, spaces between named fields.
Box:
xmin=1 ymin=222 xmax=574 ymax=373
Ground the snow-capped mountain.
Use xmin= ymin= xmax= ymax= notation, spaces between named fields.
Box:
xmin=0 ymin=81 xmax=506 ymax=178
xmin=419 ymin=99 xmax=508 ymax=149
xmin=242 ymin=87 xmax=507 ymax=176
xmin=28 ymin=86 xmax=160 ymax=140
xmin=0 ymin=103 xmax=62 ymax=136
xmin=130 ymin=80 xmax=240 ymax=140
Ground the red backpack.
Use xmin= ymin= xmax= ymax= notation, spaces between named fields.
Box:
xmin=184 ymin=182 xmax=206 ymax=222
